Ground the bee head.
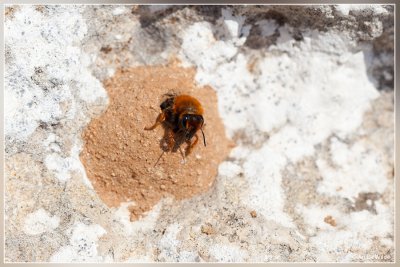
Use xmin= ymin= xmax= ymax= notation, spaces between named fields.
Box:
xmin=181 ymin=114 xmax=206 ymax=146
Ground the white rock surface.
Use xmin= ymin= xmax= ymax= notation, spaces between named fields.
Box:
xmin=50 ymin=222 xmax=107 ymax=262
xmin=23 ymin=209 xmax=60 ymax=236
xmin=5 ymin=5 xmax=394 ymax=262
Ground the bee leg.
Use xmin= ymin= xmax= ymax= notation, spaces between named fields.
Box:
xmin=166 ymin=128 xmax=175 ymax=152
xmin=144 ymin=112 xmax=165 ymax=130
xmin=178 ymin=147 xmax=186 ymax=164
xmin=185 ymin=133 xmax=199 ymax=156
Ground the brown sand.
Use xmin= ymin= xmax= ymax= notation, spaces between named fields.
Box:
xmin=80 ymin=65 xmax=232 ymax=221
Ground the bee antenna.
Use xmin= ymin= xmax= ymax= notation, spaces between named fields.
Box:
xmin=154 ymin=151 xmax=165 ymax=167
xmin=201 ymin=127 xmax=206 ymax=147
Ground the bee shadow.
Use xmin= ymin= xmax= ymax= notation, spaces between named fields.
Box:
xmin=158 ymin=123 xmax=187 ymax=156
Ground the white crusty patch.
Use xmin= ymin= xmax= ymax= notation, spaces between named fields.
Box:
xmin=44 ymin=140 xmax=93 ymax=186
xmin=50 ymin=222 xmax=107 ymax=262
xmin=334 ymin=4 xmax=388 ymax=16
xmin=45 ymin=153 xmax=80 ymax=182
xmin=297 ymin=202 xmax=392 ymax=261
xmin=112 ymin=6 xmax=128 ymax=16
xmin=317 ymin=137 xmax=388 ymax=199
xmin=157 ymin=223 xmax=182 ymax=261
xmin=113 ymin=201 xmax=162 ymax=236
xmin=241 ymin=143 xmax=294 ymax=228
xmin=23 ymin=208 xmax=60 ymax=236
xmin=5 ymin=5 xmax=106 ymax=141
xmin=209 ymin=243 xmax=249 ymax=262
xmin=178 ymin=15 xmax=380 ymax=229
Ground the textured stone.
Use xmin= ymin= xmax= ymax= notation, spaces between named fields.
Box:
xmin=5 ymin=4 xmax=394 ymax=262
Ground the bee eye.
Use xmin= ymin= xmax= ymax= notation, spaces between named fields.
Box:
xmin=182 ymin=115 xmax=189 ymax=128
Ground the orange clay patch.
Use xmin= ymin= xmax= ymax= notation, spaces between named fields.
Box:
xmin=80 ymin=65 xmax=232 ymax=221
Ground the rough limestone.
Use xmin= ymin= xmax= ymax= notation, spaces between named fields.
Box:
xmin=5 ymin=5 xmax=394 ymax=262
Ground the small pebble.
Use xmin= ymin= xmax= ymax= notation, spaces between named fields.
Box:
xmin=201 ymin=224 xmax=216 ymax=235
xmin=324 ymin=215 xmax=337 ymax=227
xmin=250 ymin=210 xmax=257 ymax=218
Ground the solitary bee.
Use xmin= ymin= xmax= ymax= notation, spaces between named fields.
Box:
xmin=144 ymin=93 xmax=206 ymax=160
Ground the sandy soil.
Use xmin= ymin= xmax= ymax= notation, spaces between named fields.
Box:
xmin=80 ymin=64 xmax=232 ymax=220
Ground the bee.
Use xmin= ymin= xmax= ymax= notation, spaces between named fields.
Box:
xmin=144 ymin=93 xmax=206 ymax=160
